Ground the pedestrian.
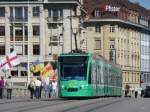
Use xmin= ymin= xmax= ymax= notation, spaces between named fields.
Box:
xmin=141 ymin=90 xmax=144 ymax=98
xmin=52 ymin=80 xmax=57 ymax=98
xmin=43 ymin=77 xmax=50 ymax=98
xmin=35 ymin=77 xmax=42 ymax=99
xmin=49 ymin=81 xmax=52 ymax=98
xmin=0 ymin=76 xmax=4 ymax=99
xmin=28 ymin=79 xmax=35 ymax=99
xmin=39 ymin=77 xmax=43 ymax=98
xmin=135 ymin=91 xmax=138 ymax=98
xmin=6 ymin=76 xmax=13 ymax=99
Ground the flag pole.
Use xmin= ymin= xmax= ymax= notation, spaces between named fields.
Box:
xmin=27 ymin=0 xmax=30 ymax=84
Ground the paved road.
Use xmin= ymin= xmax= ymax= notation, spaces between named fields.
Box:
xmin=0 ymin=98 xmax=149 ymax=112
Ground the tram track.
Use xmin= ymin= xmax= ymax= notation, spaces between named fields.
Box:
xmin=0 ymin=99 xmax=38 ymax=105
xmin=0 ymin=99 xmax=79 ymax=112
xmin=84 ymin=98 xmax=127 ymax=112
xmin=0 ymin=97 xmax=127 ymax=112
xmin=0 ymin=97 xmax=62 ymax=105
xmin=61 ymin=98 xmax=127 ymax=112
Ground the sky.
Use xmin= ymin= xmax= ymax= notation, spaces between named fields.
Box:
xmin=130 ymin=0 xmax=150 ymax=9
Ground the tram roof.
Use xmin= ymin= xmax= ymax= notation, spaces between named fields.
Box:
xmin=91 ymin=53 xmax=121 ymax=70
xmin=59 ymin=52 xmax=91 ymax=57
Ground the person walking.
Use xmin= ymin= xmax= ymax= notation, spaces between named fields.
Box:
xmin=35 ymin=77 xmax=41 ymax=99
xmin=141 ymin=89 xmax=144 ymax=98
xmin=135 ymin=90 xmax=138 ymax=98
xmin=0 ymin=76 xmax=4 ymax=99
xmin=6 ymin=76 xmax=13 ymax=99
xmin=49 ymin=81 xmax=52 ymax=98
xmin=28 ymin=79 xmax=35 ymax=99
xmin=43 ymin=77 xmax=50 ymax=98
xmin=52 ymin=80 xmax=57 ymax=98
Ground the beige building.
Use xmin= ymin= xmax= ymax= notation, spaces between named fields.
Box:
xmin=0 ymin=0 xmax=84 ymax=86
xmin=84 ymin=22 xmax=141 ymax=90
xmin=83 ymin=0 xmax=150 ymax=90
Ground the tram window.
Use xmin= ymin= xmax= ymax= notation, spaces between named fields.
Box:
xmin=61 ymin=64 xmax=86 ymax=80
xmin=60 ymin=56 xmax=88 ymax=63
xmin=88 ymin=65 xmax=92 ymax=84
xmin=91 ymin=63 xmax=96 ymax=84
xmin=98 ymin=65 xmax=101 ymax=84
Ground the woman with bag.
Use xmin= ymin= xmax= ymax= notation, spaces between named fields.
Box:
xmin=28 ymin=79 xmax=35 ymax=99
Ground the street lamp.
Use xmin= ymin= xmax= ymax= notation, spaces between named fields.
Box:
xmin=27 ymin=0 xmax=30 ymax=84
xmin=72 ymin=28 xmax=78 ymax=51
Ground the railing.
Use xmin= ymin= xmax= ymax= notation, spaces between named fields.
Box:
xmin=9 ymin=17 xmax=28 ymax=22
xmin=10 ymin=36 xmax=28 ymax=41
xmin=2 ymin=87 xmax=29 ymax=98
xmin=2 ymin=86 xmax=58 ymax=99
xmin=47 ymin=17 xmax=63 ymax=23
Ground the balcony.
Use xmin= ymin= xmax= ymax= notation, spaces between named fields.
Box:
xmin=10 ymin=36 xmax=28 ymax=41
xmin=9 ymin=17 xmax=28 ymax=23
xmin=47 ymin=17 xmax=63 ymax=23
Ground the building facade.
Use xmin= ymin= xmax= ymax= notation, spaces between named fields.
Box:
xmin=141 ymin=32 xmax=150 ymax=89
xmin=83 ymin=0 xmax=150 ymax=90
xmin=0 ymin=0 xmax=84 ymax=86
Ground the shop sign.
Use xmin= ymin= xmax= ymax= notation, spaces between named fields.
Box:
xmin=100 ymin=5 xmax=120 ymax=12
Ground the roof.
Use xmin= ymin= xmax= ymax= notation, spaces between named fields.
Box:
xmin=83 ymin=0 xmax=150 ymax=18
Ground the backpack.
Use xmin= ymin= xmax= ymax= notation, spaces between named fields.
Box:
xmin=28 ymin=81 xmax=35 ymax=90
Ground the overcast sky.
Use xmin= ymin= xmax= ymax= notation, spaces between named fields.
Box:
xmin=130 ymin=0 xmax=150 ymax=9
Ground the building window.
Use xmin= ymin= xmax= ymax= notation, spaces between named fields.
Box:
xmin=10 ymin=45 xmax=14 ymax=53
xmin=0 ymin=45 xmax=5 ymax=55
xmin=24 ymin=45 xmax=28 ymax=55
xmin=94 ymin=39 xmax=101 ymax=50
xmin=32 ymin=6 xmax=40 ymax=17
xmin=95 ymin=25 xmax=101 ymax=33
xmin=0 ymin=7 xmax=5 ymax=17
xmin=110 ymin=25 xmax=115 ymax=32
xmin=48 ymin=8 xmax=63 ymax=19
xmin=0 ymin=26 xmax=5 ymax=36
xmin=33 ymin=44 xmax=40 ymax=55
xmin=10 ymin=7 xmax=27 ymax=20
xmin=33 ymin=25 xmax=40 ymax=36
xmin=15 ymin=7 xmax=23 ymax=19
xmin=110 ymin=40 xmax=115 ymax=49
xmin=15 ymin=28 xmax=23 ymax=36
xmin=24 ymin=7 xmax=28 ymax=19
xmin=11 ymin=70 xmax=18 ymax=77
xmin=21 ymin=71 xmax=27 ymax=77
xmin=49 ymin=36 xmax=59 ymax=46
xmin=95 ymin=9 xmax=100 ymax=17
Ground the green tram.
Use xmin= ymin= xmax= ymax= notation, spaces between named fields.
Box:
xmin=58 ymin=52 xmax=122 ymax=98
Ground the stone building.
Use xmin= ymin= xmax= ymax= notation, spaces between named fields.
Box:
xmin=0 ymin=0 xmax=84 ymax=86
xmin=83 ymin=0 xmax=150 ymax=90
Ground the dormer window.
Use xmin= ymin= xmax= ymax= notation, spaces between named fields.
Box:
xmin=95 ymin=9 xmax=100 ymax=17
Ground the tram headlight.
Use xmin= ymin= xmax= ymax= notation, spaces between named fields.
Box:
xmin=80 ymin=85 xmax=85 ymax=89
xmin=61 ymin=85 xmax=67 ymax=90
xmin=61 ymin=85 xmax=65 ymax=89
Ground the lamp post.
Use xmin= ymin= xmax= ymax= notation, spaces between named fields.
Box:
xmin=72 ymin=28 xmax=78 ymax=51
xmin=27 ymin=0 xmax=30 ymax=84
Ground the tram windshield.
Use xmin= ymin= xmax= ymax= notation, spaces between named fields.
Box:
xmin=60 ymin=64 xmax=87 ymax=81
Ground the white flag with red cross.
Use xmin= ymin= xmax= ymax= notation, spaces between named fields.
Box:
xmin=0 ymin=51 xmax=20 ymax=70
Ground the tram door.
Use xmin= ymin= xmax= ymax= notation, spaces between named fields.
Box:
xmin=96 ymin=63 xmax=98 ymax=95
xmin=104 ymin=65 xmax=109 ymax=96
xmin=92 ymin=61 xmax=97 ymax=96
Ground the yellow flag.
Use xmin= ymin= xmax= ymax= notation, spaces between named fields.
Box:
xmin=30 ymin=64 xmax=43 ymax=73
xmin=41 ymin=63 xmax=53 ymax=80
